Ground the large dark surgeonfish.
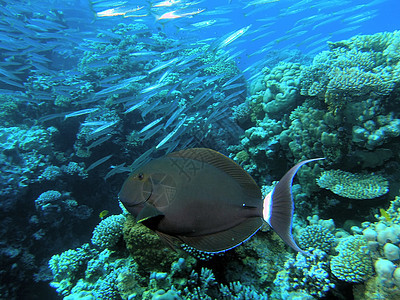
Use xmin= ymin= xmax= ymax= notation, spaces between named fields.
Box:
xmin=119 ymin=148 xmax=322 ymax=255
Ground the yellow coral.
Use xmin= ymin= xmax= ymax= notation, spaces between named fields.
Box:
xmin=235 ymin=150 xmax=249 ymax=164
xmin=123 ymin=215 xmax=182 ymax=274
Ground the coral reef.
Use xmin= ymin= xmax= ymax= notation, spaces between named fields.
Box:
xmin=1 ymin=15 xmax=247 ymax=297
xmin=0 ymin=126 xmax=56 ymax=198
xmin=2 ymin=3 xmax=400 ymax=297
xmin=49 ymin=243 xmax=99 ymax=296
xmin=230 ymin=30 xmax=400 ymax=218
xmin=299 ymin=31 xmax=399 ymax=108
xmin=49 ymin=231 xmax=276 ymax=300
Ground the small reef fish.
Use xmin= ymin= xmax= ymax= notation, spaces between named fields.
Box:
xmin=119 ymin=148 xmax=323 ymax=254
xmin=155 ymin=117 xmax=187 ymax=150
xmin=90 ymin=120 xmax=118 ymax=135
xmin=152 ymin=0 xmax=182 ymax=8
xmin=164 ymin=107 xmax=184 ymax=129
xmin=156 ymin=8 xmax=205 ymax=20
xmin=216 ymin=25 xmax=252 ymax=50
xmin=64 ymin=108 xmax=99 ymax=120
xmin=380 ymin=208 xmax=392 ymax=222
xmin=97 ymin=75 xmax=147 ymax=95
xmin=124 ymin=99 xmax=148 ymax=114
xmin=97 ymin=6 xmax=144 ymax=17
xmin=86 ymin=135 xmax=113 ymax=151
xmin=99 ymin=210 xmax=109 ymax=219
xmin=104 ymin=163 xmax=131 ymax=180
xmin=129 ymin=148 xmax=155 ymax=172
xmin=190 ymin=19 xmax=217 ymax=28
xmin=81 ymin=121 xmax=109 ymax=127
xmin=244 ymin=0 xmax=280 ymax=8
xmin=148 ymin=57 xmax=179 ymax=75
xmin=86 ymin=154 xmax=113 ymax=172
xmin=140 ymin=117 xmax=164 ymax=134
xmin=141 ymin=124 xmax=164 ymax=141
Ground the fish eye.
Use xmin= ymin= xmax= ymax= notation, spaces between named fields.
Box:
xmin=138 ymin=173 xmax=144 ymax=180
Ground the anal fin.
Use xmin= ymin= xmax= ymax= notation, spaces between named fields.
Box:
xmin=178 ymin=217 xmax=263 ymax=253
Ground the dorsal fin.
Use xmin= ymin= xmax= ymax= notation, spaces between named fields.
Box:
xmin=167 ymin=148 xmax=261 ymax=200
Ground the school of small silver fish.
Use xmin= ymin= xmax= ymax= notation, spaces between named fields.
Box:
xmin=0 ymin=0 xmax=391 ymax=179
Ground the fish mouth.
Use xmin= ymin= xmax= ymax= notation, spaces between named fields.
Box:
xmin=120 ymin=185 xmax=153 ymax=208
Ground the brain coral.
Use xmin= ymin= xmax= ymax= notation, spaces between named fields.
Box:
xmin=91 ymin=214 xmax=126 ymax=250
xmin=297 ymin=225 xmax=335 ymax=253
xmin=330 ymin=235 xmax=374 ymax=283
xmin=316 ymin=169 xmax=389 ymax=199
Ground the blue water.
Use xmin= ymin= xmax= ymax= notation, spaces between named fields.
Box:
xmin=0 ymin=0 xmax=399 ymax=299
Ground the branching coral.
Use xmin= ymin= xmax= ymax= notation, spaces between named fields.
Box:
xmin=330 ymin=235 xmax=374 ymax=283
xmin=49 ymin=243 xmax=98 ymax=296
xmin=91 ymin=214 xmax=126 ymax=250
xmin=297 ymin=225 xmax=335 ymax=253
xmin=273 ymin=250 xmax=334 ymax=299
xmin=219 ymin=281 xmax=269 ymax=300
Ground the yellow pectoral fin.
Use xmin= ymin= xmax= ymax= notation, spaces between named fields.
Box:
xmin=136 ymin=203 xmax=164 ymax=223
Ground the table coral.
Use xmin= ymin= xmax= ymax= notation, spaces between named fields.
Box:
xmin=317 ymin=169 xmax=389 ymax=199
